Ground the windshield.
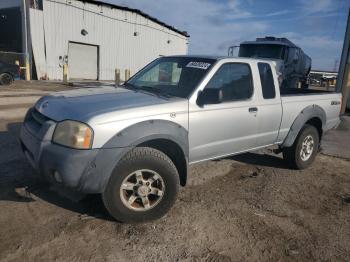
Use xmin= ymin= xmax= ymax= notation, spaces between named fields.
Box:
xmin=126 ymin=57 xmax=216 ymax=98
xmin=239 ymin=44 xmax=285 ymax=60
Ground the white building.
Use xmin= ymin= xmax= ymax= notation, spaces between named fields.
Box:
xmin=0 ymin=0 xmax=189 ymax=80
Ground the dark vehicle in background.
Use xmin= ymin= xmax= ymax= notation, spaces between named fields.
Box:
xmin=0 ymin=61 xmax=19 ymax=85
xmin=238 ymin=36 xmax=311 ymax=89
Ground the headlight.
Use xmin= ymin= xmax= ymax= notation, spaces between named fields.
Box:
xmin=53 ymin=120 xmax=93 ymax=149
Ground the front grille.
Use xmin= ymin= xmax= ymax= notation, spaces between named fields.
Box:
xmin=31 ymin=109 xmax=50 ymax=127
xmin=25 ymin=108 xmax=52 ymax=136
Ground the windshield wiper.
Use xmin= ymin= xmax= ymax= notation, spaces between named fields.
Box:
xmin=123 ymin=83 xmax=172 ymax=98
xmin=122 ymin=82 xmax=136 ymax=89
xmin=137 ymin=85 xmax=172 ymax=98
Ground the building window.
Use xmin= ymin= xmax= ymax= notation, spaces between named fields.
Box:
xmin=0 ymin=7 xmax=22 ymax=53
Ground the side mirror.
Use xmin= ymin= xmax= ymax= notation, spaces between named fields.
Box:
xmin=197 ymin=88 xmax=223 ymax=106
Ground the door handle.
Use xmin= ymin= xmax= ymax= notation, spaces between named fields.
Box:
xmin=249 ymin=107 xmax=258 ymax=113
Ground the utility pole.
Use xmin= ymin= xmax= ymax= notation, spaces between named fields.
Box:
xmin=337 ymin=9 xmax=350 ymax=114
xmin=23 ymin=0 xmax=30 ymax=80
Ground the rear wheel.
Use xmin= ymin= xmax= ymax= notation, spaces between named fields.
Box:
xmin=102 ymin=147 xmax=179 ymax=223
xmin=283 ymin=124 xmax=319 ymax=169
xmin=0 ymin=73 xmax=14 ymax=86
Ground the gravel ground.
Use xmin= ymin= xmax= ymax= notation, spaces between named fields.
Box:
xmin=0 ymin=81 xmax=349 ymax=262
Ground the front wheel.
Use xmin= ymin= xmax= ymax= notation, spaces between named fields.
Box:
xmin=102 ymin=147 xmax=179 ymax=223
xmin=283 ymin=124 xmax=319 ymax=169
xmin=0 ymin=73 xmax=14 ymax=86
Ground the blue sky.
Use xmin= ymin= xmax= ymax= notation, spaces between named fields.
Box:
xmin=107 ymin=0 xmax=350 ymax=71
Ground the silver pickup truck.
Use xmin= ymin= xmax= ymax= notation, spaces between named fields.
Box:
xmin=20 ymin=56 xmax=342 ymax=222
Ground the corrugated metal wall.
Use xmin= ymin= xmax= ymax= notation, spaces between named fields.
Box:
xmin=29 ymin=0 xmax=188 ymax=80
xmin=29 ymin=8 xmax=46 ymax=78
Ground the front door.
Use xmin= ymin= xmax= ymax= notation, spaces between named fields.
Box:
xmin=255 ymin=62 xmax=283 ymax=147
xmin=189 ymin=62 xmax=259 ymax=163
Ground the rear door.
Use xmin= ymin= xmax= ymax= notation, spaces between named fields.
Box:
xmin=188 ymin=62 xmax=259 ymax=163
xmin=255 ymin=62 xmax=283 ymax=147
xmin=68 ymin=42 xmax=98 ymax=80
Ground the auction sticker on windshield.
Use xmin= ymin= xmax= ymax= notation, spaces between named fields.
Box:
xmin=186 ymin=61 xmax=211 ymax=70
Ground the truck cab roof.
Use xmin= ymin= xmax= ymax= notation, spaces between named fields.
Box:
xmin=240 ymin=36 xmax=299 ymax=48
xmin=166 ymin=55 xmax=280 ymax=63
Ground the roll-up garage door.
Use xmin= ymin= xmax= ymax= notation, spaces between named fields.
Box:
xmin=68 ymin=42 xmax=98 ymax=80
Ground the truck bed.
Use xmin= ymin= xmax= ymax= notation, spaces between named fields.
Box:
xmin=280 ymin=87 xmax=335 ymax=96
xmin=277 ymin=91 xmax=342 ymax=143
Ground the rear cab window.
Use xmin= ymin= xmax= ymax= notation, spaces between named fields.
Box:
xmin=258 ymin=62 xmax=276 ymax=99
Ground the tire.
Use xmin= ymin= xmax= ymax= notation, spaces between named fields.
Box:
xmin=288 ymin=78 xmax=299 ymax=89
xmin=301 ymin=80 xmax=309 ymax=89
xmin=0 ymin=73 xmax=14 ymax=86
xmin=102 ymin=147 xmax=179 ymax=223
xmin=283 ymin=124 xmax=319 ymax=169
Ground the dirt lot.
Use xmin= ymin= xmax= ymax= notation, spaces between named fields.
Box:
xmin=0 ymin=81 xmax=350 ymax=262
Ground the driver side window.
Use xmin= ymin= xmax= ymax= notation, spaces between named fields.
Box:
xmin=205 ymin=63 xmax=253 ymax=102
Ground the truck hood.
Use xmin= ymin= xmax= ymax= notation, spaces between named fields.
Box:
xmin=35 ymin=86 xmax=180 ymax=122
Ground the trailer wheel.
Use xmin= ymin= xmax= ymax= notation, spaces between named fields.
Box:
xmin=0 ymin=73 xmax=14 ymax=86
xmin=102 ymin=147 xmax=179 ymax=223
xmin=283 ymin=124 xmax=319 ymax=169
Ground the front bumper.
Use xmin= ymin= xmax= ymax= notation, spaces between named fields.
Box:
xmin=20 ymin=108 xmax=129 ymax=193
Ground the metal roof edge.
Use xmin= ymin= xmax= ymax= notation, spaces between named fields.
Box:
xmin=77 ymin=0 xmax=189 ymax=37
